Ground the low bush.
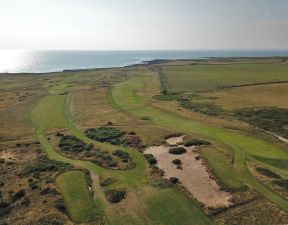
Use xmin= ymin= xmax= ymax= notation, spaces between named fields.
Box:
xmin=21 ymin=156 xmax=72 ymax=176
xmin=144 ymin=154 xmax=157 ymax=165
xmin=34 ymin=216 xmax=64 ymax=225
xmin=58 ymin=135 xmax=93 ymax=153
xmin=140 ymin=116 xmax=152 ymax=121
xmin=273 ymin=179 xmax=288 ymax=190
xmin=112 ymin=150 xmax=129 ymax=159
xmin=99 ymin=176 xmax=115 ymax=187
xmin=154 ymin=94 xmax=180 ymax=101
xmin=12 ymin=189 xmax=25 ymax=201
xmin=105 ymin=188 xmax=126 ymax=203
xmin=169 ymin=177 xmax=179 ymax=184
xmin=85 ymin=126 xmax=125 ymax=143
xmin=172 ymin=159 xmax=182 ymax=165
xmin=255 ymin=167 xmax=281 ymax=179
xmin=54 ymin=199 xmax=66 ymax=212
xmin=184 ymin=139 xmax=211 ymax=147
xmin=168 ymin=147 xmax=186 ymax=155
xmin=235 ymin=107 xmax=288 ymax=138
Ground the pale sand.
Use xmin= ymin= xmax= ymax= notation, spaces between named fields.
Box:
xmin=145 ymin=145 xmax=232 ymax=208
xmin=165 ymin=135 xmax=186 ymax=145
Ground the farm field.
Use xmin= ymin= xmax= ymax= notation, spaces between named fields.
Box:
xmin=162 ymin=62 xmax=288 ymax=92
xmin=1 ymin=58 xmax=288 ymax=225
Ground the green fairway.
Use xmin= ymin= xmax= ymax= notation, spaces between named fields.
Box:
xmin=30 ymin=81 xmax=215 ymax=225
xmin=111 ymin=75 xmax=288 ymax=211
xmin=31 ymin=95 xmax=69 ymax=129
xmin=56 ymin=170 xmax=95 ymax=223
xmin=162 ymin=64 xmax=288 ymax=92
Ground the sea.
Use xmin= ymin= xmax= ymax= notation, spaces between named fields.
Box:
xmin=0 ymin=50 xmax=288 ymax=73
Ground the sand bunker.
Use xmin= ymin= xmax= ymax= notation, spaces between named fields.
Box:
xmin=145 ymin=145 xmax=232 ymax=208
xmin=165 ymin=135 xmax=186 ymax=145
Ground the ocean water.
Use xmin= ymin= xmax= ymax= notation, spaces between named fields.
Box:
xmin=0 ymin=50 xmax=288 ymax=73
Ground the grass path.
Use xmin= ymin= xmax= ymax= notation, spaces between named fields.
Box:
xmin=111 ymin=75 xmax=288 ymax=212
xmin=30 ymin=81 xmax=215 ymax=225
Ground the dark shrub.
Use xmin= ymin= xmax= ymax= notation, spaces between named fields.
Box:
xmin=35 ymin=216 xmax=64 ymax=225
xmin=107 ymin=161 xmax=118 ymax=168
xmin=13 ymin=189 xmax=25 ymax=201
xmin=21 ymin=197 xmax=30 ymax=206
xmin=273 ymin=179 xmax=288 ymax=190
xmin=29 ymin=182 xmax=39 ymax=190
xmin=184 ymin=139 xmax=211 ymax=147
xmin=21 ymin=156 xmax=72 ymax=176
xmin=168 ymin=147 xmax=186 ymax=155
xmin=0 ymin=159 xmax=5 ymax=164
xmin=256 ymin=167 xmax=281 ymax=179
xmin=54 ymin=199 xmax=66 ymax=212
xmin=41 ymin=187 xmax=57 ymax=195
xmin=144 ymin=154 xmax=157 ymax=165
xmin=169 ymin=177 xmax=179 ymax=184
xmin=0 ymin=202 xmax=9 ymax=208
xmin=172 ymin=159 xmax=182 ymax=165
xmin=85 ymin=126 xmax=125 ymax=142
xmin=99 ymin=176 xmax=115 ymax=186
xmin=112 ymin=150 xmax=129 ymax=159
xmin=105 ymin=188 xmax=126 ymax=203
xmin=176 ymin=165 xmax=182 ymax=170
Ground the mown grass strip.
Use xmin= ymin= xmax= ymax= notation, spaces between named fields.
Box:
xmin=56 ymin=170 xmax=95 ymax=223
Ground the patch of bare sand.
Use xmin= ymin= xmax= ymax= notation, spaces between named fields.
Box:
xmin=165 ymin=135 xmax=186 ymax=145
xmin=145 ymin=145 xmax=232 ymax=208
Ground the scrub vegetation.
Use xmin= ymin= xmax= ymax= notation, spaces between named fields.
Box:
xmin=1 ymin=57 xmax=288 ymax=225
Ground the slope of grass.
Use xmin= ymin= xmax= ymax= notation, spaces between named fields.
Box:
xmin=162 ymin=64 xmax=288 ymax=92
xmin=111 ymin=75 xmax=288 ymax=211
xmin=30 ymin=81 xmax=215 ymax=225
xmin=145 ymin=188 xmax=214 ymax=225
xmin=31 ymin=95 xmax=69 ymax=129
xmin=201 ymin=147 xmax=244 ymax=191
xmin=56 ymin=170 xmax=95 ymax=223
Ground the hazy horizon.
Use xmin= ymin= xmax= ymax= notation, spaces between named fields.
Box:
xmin=1 ymin=0 xmax=288 ymax=50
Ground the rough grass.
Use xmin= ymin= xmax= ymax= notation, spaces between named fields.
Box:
xmin=162 ymin=63 xmax=288 ymax=92
xmin=205 ymin=83 xmax=288 ymax=110
xmin=56 ymin=170 xmax=95 ymax=223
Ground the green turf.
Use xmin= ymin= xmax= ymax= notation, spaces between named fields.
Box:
xmin=111 ymin=75 xmax=288 ymax=211
xmin=30 ymin=82 xmax=214 ymax=225
xmin=201 ymin=147 xmax=244 ymax=190
xmin=56 ymin=170 xmax=95 ymax=223
xmin=162 ymin=64 xmax=288 ymax=92
xmin=31 ymin=95 xmax=69 ymax=129
xmin=145 ymin=188 xmax=214 ymax=225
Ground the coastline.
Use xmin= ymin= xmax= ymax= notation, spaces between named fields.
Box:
xmin=1 ymin=56 xmax=288 ymax=75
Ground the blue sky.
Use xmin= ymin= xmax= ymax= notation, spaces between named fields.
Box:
xmin=1 ymin=0 xmax=288 ymax=50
